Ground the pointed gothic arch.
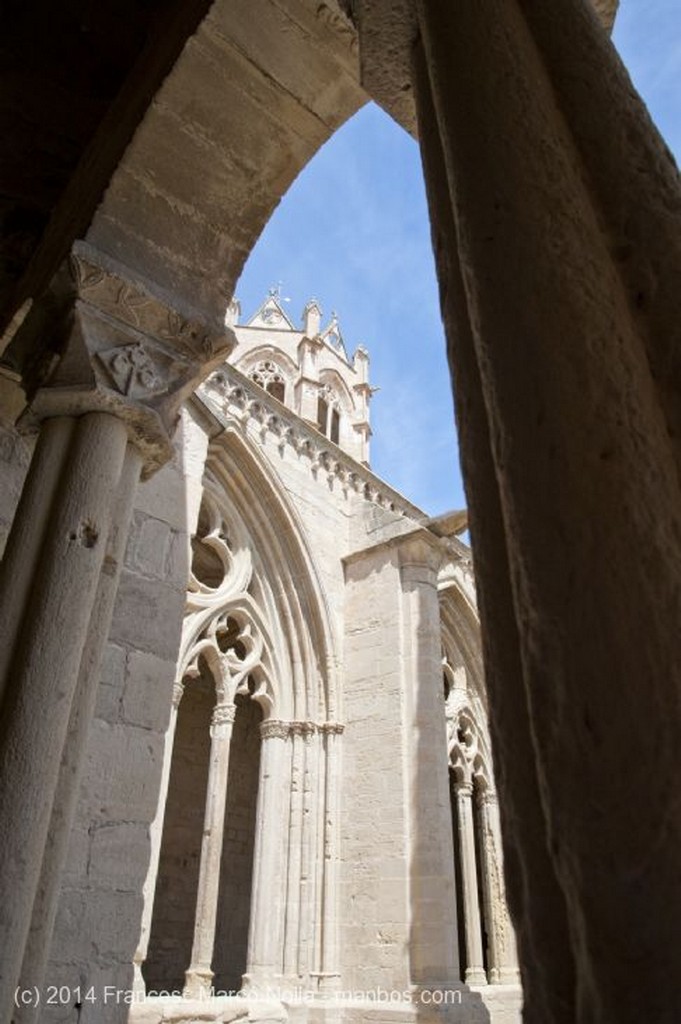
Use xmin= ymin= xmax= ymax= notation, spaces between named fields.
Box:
xmin=2 ymin=5 xmax=677 ymax=1024
xmin=136 ymin=412 xmax=342 ymax=998
xmin=234 ymin=346 xmax=299 ymax=410
xmin=78 ymin=2 xmax=369 ymax=324
xmin=318 ymin=367 xmax=356 ymax=416
xmin=205 ymin=422 xmax=340 ymax=722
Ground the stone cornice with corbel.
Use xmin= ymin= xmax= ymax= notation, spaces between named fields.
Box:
xmin=195 ymin=362 xmax=427 ymax=520
xmin=22 ymin=243 xmax=236 ymax=477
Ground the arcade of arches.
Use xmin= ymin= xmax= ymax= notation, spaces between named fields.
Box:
xmin=1 ymin=2 xmax=681 ymax=1024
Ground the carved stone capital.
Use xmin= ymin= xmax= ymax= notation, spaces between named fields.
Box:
xmin=171 ymin=681 xmax=185 ymax=708
xmin=260 ymin=719 xmax=291 ymax=741
xmin=26 ymin=244 xmax=236 ymax=477
xmin=320 ymin=721 xmax=345 ymax=735
xmin=290 ymin=720 xmax=318 ymax=739
xmin=212 ymin=702 xmax=236 ymax=727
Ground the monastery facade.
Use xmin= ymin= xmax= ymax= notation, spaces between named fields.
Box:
xmin=3 ymin=1 xmax=680 ymax=1022
xmin=129 ymin=292 xmax=521 ymax=1023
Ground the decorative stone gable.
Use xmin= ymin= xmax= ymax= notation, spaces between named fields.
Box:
xmin=245 ymin=289 xmax=296 ymax=331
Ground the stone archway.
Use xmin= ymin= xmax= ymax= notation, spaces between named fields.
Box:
xmin=2 ymin=4 xmax=681 ymax=1024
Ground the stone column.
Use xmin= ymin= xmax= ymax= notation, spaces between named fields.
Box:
xmin=477 ymin=790 xmax=519 ymax=986
xmin=406 ymin=0 xmax=681 ymax=1017
xmin=411 ymin=33 xmax=576 ymax=1023
xmin=132 ymin=679 xmax=185 ymax=996
xmin=0 ymin=415 xmax=74 ymax=703
xmin=0 ymin=411 xmax=129 ymax=1017
xmin=244 ymin=719 xmax=291 ymax=991
xmin=282 ymin=721 xmax=305 ymax=980
xmin=298 ymin=722 xmax=320 ymax=980
xmin=184 ymin=701 xmax=236 ymax=998
xmin=398 ymin=534 xmax=460 ymax=990
xmin=15 ymin=443 xmax=143 ymax=1024
xmin=0 ymin=244 xmax=235 ymax=1021
xmin=454 ymin=782 xmax=487 ymax=986
xmin=317 ymin=722 xmax=343 ymax=991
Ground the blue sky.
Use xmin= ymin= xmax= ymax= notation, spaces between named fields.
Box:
xmin=235 ymin=2 xmax=680 ymax=517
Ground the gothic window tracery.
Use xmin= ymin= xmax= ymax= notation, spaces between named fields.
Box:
xmin=190 ymin=493 xmax=233 ymax=591
xmin=249 ymin=360 xmax=286 ymax=403
xmin=140 ymin=478 xmax=341 ymax=998
xmin=144 ymin=489 xmax=276 ymax=992
xmin=182 ymin=489 xmax=274 ymax=710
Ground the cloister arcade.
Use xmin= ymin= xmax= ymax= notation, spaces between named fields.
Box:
xmin=1 ymin=2 xmax=681 ymax=1023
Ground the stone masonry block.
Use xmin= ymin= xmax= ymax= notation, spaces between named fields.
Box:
xmin=79 ymin=719 xmax=165 ymax=824
xmin=121 ymin=650 xmax=176 ymax=732
xmin=126 ymin=513 xmax=172 ymax=579
xmin=164 ymin=529 xmax=190 ymax=592
xmin=134 ymin=459 xmax=187 ymax=532
xmin=110 ymin=570 xmax=186 ymax=662
xmin=95 ymin=643 xmax=127 ymax=723
xmin=51 ymin=887 xmax=142 ymax=967
xmin=61 ymin=825 xmax=92 ymax=886
xmin=89 ymin=822 xmax=150 ymax=891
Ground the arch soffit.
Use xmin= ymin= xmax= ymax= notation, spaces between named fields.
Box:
xmin=84 ymin=0 xmax=368 ymax=329
xmin=201 ymin=421 xmax=339 ymax=723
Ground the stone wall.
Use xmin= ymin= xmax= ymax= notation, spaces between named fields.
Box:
xmin=340 ymin=531 xmax=461 ymax=999
xmin=341 ymin=545 xmax=411 ymax=993
xmin=196 ymin=376 xmax=427 ymax=668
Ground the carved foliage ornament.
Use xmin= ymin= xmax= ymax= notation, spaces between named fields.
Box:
xmin=212 ymin=702 xmax=237 ymax=727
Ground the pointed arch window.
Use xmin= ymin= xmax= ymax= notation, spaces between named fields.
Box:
xmin=138 ymin=479 xmax=343 ymax=998
xmin=330 ymin=407 xmax=340 ymax=444
xmin=250 ymin=360 xmax=286 ymax=403
xmin=317 ymin=395 xmax=328 ymax=434
xmin=144 ymin=490 xmax=274 ymax=994
xmin=316 ymin=384 xmax=341 ymax=444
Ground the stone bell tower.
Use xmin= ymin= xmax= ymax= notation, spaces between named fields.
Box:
xmin=228 ymin=289 xmax=377 ymax=466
